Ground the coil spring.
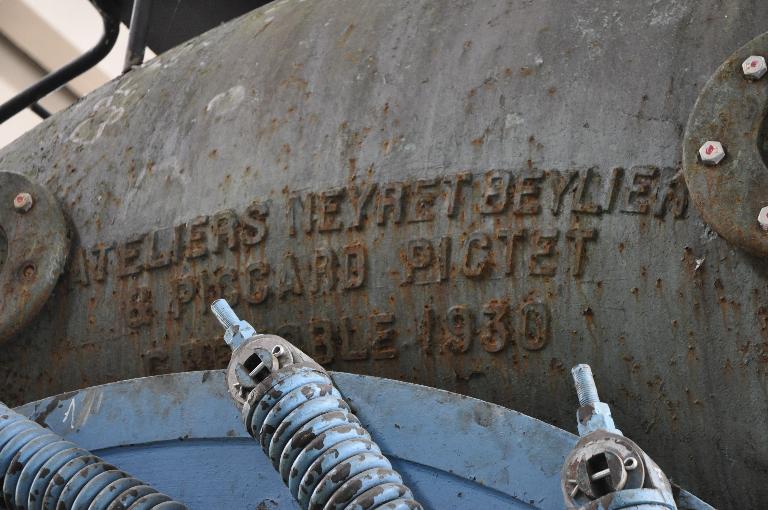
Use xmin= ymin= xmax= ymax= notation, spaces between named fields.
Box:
xmin=242 ymin=365 xmax=423 ymax=510
xmin=0 ymin=403 xmax=187 ymax=510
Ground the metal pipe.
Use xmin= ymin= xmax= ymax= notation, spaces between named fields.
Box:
xmin=123 ymin=0 xmax=153 ymax=72
xmin=0 ymin=8 xmax=119 ymax=125
xmin=28 ymin=103 xmax=50 ymax=120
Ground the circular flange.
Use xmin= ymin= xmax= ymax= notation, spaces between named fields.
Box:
xmin=683 ymin=32 xmax=768 ymax=256
xmin=0 ymin=171 xmax=69 ymax=343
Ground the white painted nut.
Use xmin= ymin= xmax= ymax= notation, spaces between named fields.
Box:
xmin=758 ymin=206 xmax=768 ymax=232
xmin=13 ymin=192 xmax=33 ymax=213
xmin=698 ymin=141 xmax=725 ymax=166
xmin=742 ymin=55 xmax=767 ymax=80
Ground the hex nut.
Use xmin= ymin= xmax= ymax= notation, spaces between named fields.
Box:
xmin=13 ymin=192 xmax=33 ymax=213
xmin=698 ymin=141 xmax=725 ymax=166
xmin=577 ymin=402 xmax=620 ymax=436
xmin=759 ymin=206 xmax=768 ymax=232
xmin=742 ymin=55 xmax=768 ymax=80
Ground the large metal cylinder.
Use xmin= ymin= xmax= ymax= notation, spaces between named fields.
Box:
xmin=0 ymin=1 xmax=766 ymax=508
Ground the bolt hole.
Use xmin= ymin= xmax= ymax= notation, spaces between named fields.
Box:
xmin=624 ymin=457 xmax=638 ymax=471
xmin=20 ymin=262 xmax=36 ymax=280
xmin=243 ymin=350 xmax=274 ymax=385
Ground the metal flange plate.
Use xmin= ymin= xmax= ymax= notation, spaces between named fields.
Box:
xmin=0 ymin=171 xmax=69 ymax=343
xmin=683 ymin=32 xmax=768 ymax=256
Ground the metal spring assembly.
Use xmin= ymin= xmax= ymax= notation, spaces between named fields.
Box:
xmin=243 ymin=365 xmax=421 ymax=510
xmin=0 ymin=403 xmax=187 ymax=510
xmin=212 ymin=299 xmax=423 ymax=510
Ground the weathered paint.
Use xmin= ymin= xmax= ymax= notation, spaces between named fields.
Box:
xmin=0 ymin=1 xmax=766 ymax=508
xmin=683 ymin=31 xmax=768 ymax=257
xmin=13 ymin=371 xmax=713 ymax=510
xmin=0 ymin=402 xmax=187 ymax=509
xmin=0 ymin=171 xmax=69 ymax=343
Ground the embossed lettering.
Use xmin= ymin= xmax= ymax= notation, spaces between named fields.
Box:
xmin=567 ymin=228 xmax=597 ymax=277
xmin=117 ymin=234 xmax=145 ymax=277
xmin=70 ymin=248 xmax=90 ymax=287
xmin=419 ymin=305 xmax=435 ymax=355
xmin=529 ymin=229 xmax=558 ymax=276
xmin=169 ymin=274 xmax=195 ymax=319
xmin=91 ymin=243 xmax=113 ymax=282
xmin=309 ymin=319 xmax=334 ymax=364
xmin=217 ymin=267 xmax=240 ymax=305
xmin=461 ymin=231 xmax=492 ymax=278
xmin=402 ymin=238 xmax=434 ymax=285
xmin=622 ymin=166 xmax=658 ymax=214
xmin=211 ymin=210 xmax=239 ymax=253
xmin=438 ymin=237 xmax=451 ymax=281
xmin=408 ymin=178 xmax=438 ymax=222
xmin=277 ymin=253 xmax=304 ymax=299
xmin=480 ymin=170 xmax=510 ymax=214
xmin=288 ymin=192 xmax=314 ymax=236
xmin=497 ymin=228 xmax=525 ymax=275
xmin=147 ymin=227 xmax=174 ymax=269
xmin=126 ymin=286 xmax=153 ymax=328
xmin=341 ymin=243 xmax=366 ymax=290
xmin=318 ymin=188 xmax=344 ymax=232
xmin=245 ymin=261 xmax=270 ymax=304
xmin=370 ymin=312 xmax=397 ymax=359
xmin=443 ymin=172 xmax=471 ymax=218
xmin=241 ymin=201 xmax=269 ymax=245
xmin=550 ymin=170 xmax=578 ymax=215
xmin=340 ymin=316 xmax=368 ymax=360
xmin=513 ymin=169 xmax=543 ymax=215
xmin=376 ymin=182 xmax=405 ymax=225
xmin=521 ymin=302 xmax=549 ymax=350
xmin=444 ymin=305 xmax=472 ymax=353
xmin=185 ymin=215 xmax=209 ymax=259
xmin=573 ymin=167 xmax=621 ymax=214
xmin=480 ymin=301 xmax=509 ymax=353
xmin=347 ymin=183 xmax=377 ymax=230
xmin=311 ymin=248 xmax=338 ymax=295
xmin=654 ymin=169 xmax=688 ymax=219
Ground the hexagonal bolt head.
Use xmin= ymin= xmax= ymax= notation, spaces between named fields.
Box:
xmin=13 ymin=192 xmax=33 ymax=213
xmin=742 ymin=55 xmax=768 ymax=80
xmin=698 ymin=141 xmax=725 ymax=166
xmin=758 ymin=207 xmax=768 ymax=232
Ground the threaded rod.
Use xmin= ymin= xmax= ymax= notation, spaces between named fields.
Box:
xmin=211 ymin=298 xmax=239 ymax=330
xmin=571 ymin=364 xmax=600 ymax=406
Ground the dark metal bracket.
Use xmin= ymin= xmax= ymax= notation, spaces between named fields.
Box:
xmin=0 ymin=4 xmax=119 ymax=124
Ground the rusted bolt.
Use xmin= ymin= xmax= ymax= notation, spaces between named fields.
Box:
xmin=13 ymin=192 xmax=33 ymax=213
xmin=210 ymin=298 xmax=257 ymax=349
xmin=698 ymin=141 xmax=725 ymax=166
xmin=21 ymin=263 xmax=36 ymax=280
xmin=758 ymin=206 xmax=768 ymax=232
xmin=742 ymin=55 xmax=767 ymax=80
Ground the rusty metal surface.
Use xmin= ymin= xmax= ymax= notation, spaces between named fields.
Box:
xmin=12 ymin=371 xmax=713 ymax=510
xmin=0 ymin=171 xmax=69 ymax=343
xmin=683 ymin=31 xmax=768 ymax=257
xmin=0 ymin=1 xmax=766 ymax=508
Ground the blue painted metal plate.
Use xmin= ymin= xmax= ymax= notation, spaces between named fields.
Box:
xmin=14 ymin=371 xmax=711 ymax=510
